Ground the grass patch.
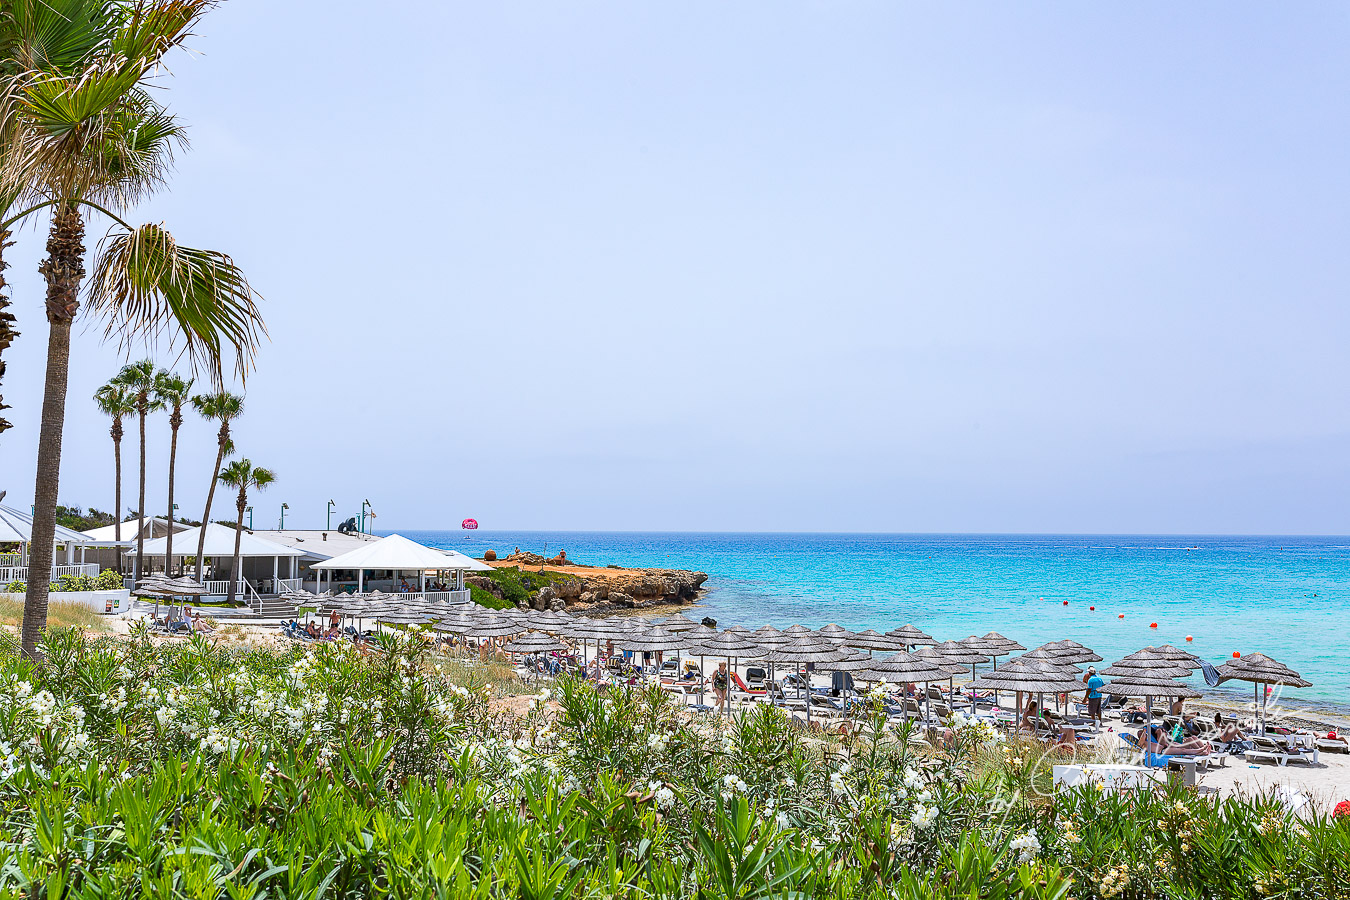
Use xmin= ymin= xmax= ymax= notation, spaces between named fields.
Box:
xmin=478 ymin=565 xmax=576 ymax=609
xmin=0 ymin=596 xmax=109 ymax=632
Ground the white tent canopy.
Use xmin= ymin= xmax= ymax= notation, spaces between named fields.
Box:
xmin=310 ymin=533 xmax=491 ymax=572
xmin=133 ymin=523 xmax=304 ymax=559
xmin=0 ymin=503 xmax=91 ymax=546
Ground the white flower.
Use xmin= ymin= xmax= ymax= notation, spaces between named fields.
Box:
xmin=910 ymin=804 xmax=937 ymax=830
xmin=1010 ymin=831 xmax=1041 ymax=864
xmin=903 ymin=768 xmax=923 ymax=790
xmin=654 ymin=787 xmax=675 ymax=809
xmin=775 ymin=811 xmax=790 ymax=829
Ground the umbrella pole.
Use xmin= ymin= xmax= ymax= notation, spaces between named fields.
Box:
xmin=699 ymin=655 xmax=706 ymax=707
xmin=970 ymin=663 xmax=977 ymax=714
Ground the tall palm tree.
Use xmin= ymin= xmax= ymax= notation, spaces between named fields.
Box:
xmin=92 ymin=380 xmax=135 ymax=549
xmin=3 ymin=0 xmax=265 ymax=657
xmin=153 ymin=370 xmax=192 ymax=574
xmin=113 ymin=359 xmax=162 ymax=581
xmin=217 ymin=458 xmax=274 ymax=607
xmin=189 ymin=391 xmax=242 ymax=582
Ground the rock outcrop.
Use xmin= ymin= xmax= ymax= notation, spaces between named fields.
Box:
xmin=486 ymin=558 xmax=709 ymax=614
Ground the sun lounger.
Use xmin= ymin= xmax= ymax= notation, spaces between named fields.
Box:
xmin=1244 ymin=736 xmax=1319 ymax=767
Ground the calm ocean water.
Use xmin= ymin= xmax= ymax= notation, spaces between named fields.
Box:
xmin=400 ymin=531 xmax=1350 ymax=712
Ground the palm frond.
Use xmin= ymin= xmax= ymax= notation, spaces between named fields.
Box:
xmin=0 ymin=0 xmax=114 ymax=77
xmin=88 ymin=222 xmax=265 ymax=385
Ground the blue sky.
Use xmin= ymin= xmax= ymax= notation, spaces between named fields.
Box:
xmin=2 ymin=2 xmax=1349 ymax=533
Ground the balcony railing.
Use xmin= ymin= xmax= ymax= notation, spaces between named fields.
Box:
xmin=2 ymin=563 xmax=101 ymax=585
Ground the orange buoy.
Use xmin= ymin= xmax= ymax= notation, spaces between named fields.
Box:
xmin=1150 ymin=622 xmax=1158 ymax=628
xmin=1089 ymin=605 xmax=1095 ymax=610
xmin=1062 ymin=600 xmax=1068 ymax=606
xmin=1185 ymin=635 xmax=1193 ymax=642
xmin=1233 ymin=651 xmax=1241 ymax=658
xmin=1118 ymin=613 xmax=1125 ymax=619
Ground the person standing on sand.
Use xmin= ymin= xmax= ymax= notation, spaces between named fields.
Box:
xmin=1083 ymin=667 xmax=1106 ymax=728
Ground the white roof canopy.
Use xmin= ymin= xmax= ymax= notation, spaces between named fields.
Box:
xmin=0 ymin=503 xmax=91 ymax=544
xmin=310 ymin=533 xmax=492 ymax=572
xmin=131 ymin=522 xmax=304 ymax=558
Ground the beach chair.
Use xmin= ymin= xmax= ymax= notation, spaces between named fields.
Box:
xmin=745 ymin=667 xmax=767 ymax=691
xmin=1244 ymin=735 xmax=1318 ymax=767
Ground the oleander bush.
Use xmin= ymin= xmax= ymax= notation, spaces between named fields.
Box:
xmin=0 ymin=626 xmax=1345 ymax=899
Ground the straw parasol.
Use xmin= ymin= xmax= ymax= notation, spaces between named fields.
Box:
xmin=464 ymin=615 xmax=526 ymax=639
xmin=754 ymin=637 xmax=852 ymax=725
xmin=844 ymin=629 xmax=905 ymax=653
xmin=815 ymin=624 xmax=854 ymax=643
xmin=1216 ymin=652 xmax=1311 ymax=734
xmin=1145 ymin=644 xmax=1203 ymax=669
xmin=687 ymin=630 xmax=763 ymax=715
xmin=857 ymin=650 xmax=953 ymax=721
xmin=932 ymin=640 xmax=992 ymax=711
xmin=1105 ymin=674 xmax=1202 ymax=730
xmin=978 ymin=631 xmax=1026 ymax=654
xmin=655 ymin=612 xmax=699 ymax=632
xmin=972 ymin=657 xmax=1086 ymax=730
xmin=1101 ymin=649 xmax=1192 ymax=679
xmin=503 ymin=632 xmax=568 ymax=655
xmin=1037 ymin=639 xmax=1102 ymax=664
xmin=885 ymin=624 xmax=935 ymax=647
xmin=913 ymin=646 xmax=970 ymax=706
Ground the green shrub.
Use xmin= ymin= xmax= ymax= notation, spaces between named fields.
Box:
xmin=3 ymin=580 xmax=22 ymax=593
xmin=0 ymin=628 xmax=1341 ymax=899
xmin=95 ymin=568 xmax=125 ymax=590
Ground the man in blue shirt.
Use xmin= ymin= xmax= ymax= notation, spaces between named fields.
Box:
xmin=1084 ymin=667 xmax=1106 ymax=727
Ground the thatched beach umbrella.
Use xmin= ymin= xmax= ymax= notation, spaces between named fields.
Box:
xmin=1216 ymin=652 xmax=1311 ymax=735
xmin=815 ymin=624 xmax=854 ymax=643
xmin=1101 ymin=649 xmax=1192 ymax=680
xmin=913 ymin=646 xmax=970 ymax=709
xmin=754 ymin=637 xmax=852 ymax=725
xmin=1145 ymin=644 xmax=1203 ymax=669
xmin=503 ymin=632 xmax=567 ymax=655
xmin=972 ymin=657 xmax=1085 ymax=731
xmin=655 ymin=612 xmax=699 ymax=632
xmin=933 ymin=640 xmax=991 ymax=711
xmin=844 ymin=629 xmax=905 ymax=653
xmin=1037 ymin=639 xmax=1102 ymax=665
xmin=857 ymin=651 xmax=952 ymax=722
xmin=885 ymin=624 xmax=935 ymax=648
xmin=687 ymin=630 xmax=763 ymax=714
xmin=1105 ymin=674 xmax=1202 ymax=730
xmin=617 ymin=627 xmax=689 ymax=679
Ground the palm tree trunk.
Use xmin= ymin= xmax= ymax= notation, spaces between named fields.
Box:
xmin=134 ymin=403 xmax=147 ymax=579
xmin=112 ymin=419 xmax=123 ymax=561
xmin=165 ymin=412 xmax=180 ymax=575
xmin=195 ymin=425 xmax=228 ymax=582
xmin=228 ymin=493 xmax=245 ymax=606
xmin=0 ymin=226 xmax=17 ymax=438
xmin=22 ymin=205 xmax=85 ymax=659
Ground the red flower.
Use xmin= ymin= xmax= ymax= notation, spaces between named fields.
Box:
xmin=1334 ymin=800 xmax=1350 ymax=819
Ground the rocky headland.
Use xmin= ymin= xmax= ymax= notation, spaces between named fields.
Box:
xmin=466 ymin=550 xmax=708 ymax=614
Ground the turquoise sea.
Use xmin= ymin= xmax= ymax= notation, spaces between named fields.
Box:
xmin=404 ymin=531 xmax=1350 ymax=713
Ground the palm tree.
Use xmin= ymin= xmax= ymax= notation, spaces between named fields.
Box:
xmin=4 ymin=0 xmax=265 ymax=658
xmin=216 ymin=458 xmax=275 ymax=607
xmin=154 ymin=370 xmax=193 ymax=574
xmin=189 ymin=391 xmax=243 ymax=582
xmin=92 ymin=380 xmax=135 ymax=549
xmin=113 ymin=359 xmax=162 ymax=581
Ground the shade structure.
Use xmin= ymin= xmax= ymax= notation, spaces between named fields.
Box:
xmin=1145 ymin=645 xmax=1203 ymax=669
xmin=885 ymin=624 xmax=935 ymax=646
xmin=930 ymin=640 xmax=991 ymax=665
xmin=687 ymin=630 xmax=762 ymax=658
xmin=1104 ymin=676 xmax=1202 ymax=700
xmin=1017 ymin=648 xmax=1083 ymax=673
xmin=503 ymin=633 xmax=568 ymax=654
xmin=857 ymin=650 xmax=952 ymax=684
xmin=463 ymin=615 xmax=526 ymax=638
xmin=616 ymin=627 xmax=690 ymax=652
xmin=1101 ymin=649 xmax=1193 ymax=679
xmin=912 ymin=646 xmax=970 ymax=675
xmin=752 ymin=625 xmax=791 ymax=647
xmin=844 ymin=629 xmax=905 ymax=652
xmin=1037 ymin=639 xmax=1102 ymax=664
xmin=1217 ymin=653 xmax=1311 ymax=734
xmin=780 ymin=624 xmax=815 ymax=637
xmin=135 ymin=575 xmax=208 ymax=597
xmin=134 ymin=523 xmax=303 ymax=559
xmin=970 ymin=657 xmax=1085 ymax=695
xmin=566 ymin=617 xmax=634 ymax=641
xmin=655 ymin=613 xmax=699 ymax=632
xmin=309 ymin=533 xmax=491 ymax=572
xmin=815 ymin=624 xmax=854 ymax=643
xmin=977 ymin=632 xmax=1026 ymax=654
xmin=528 ymin=610 xmax=576 ymax=632
xmin=0 ymin=502 xmax=92 ymax=544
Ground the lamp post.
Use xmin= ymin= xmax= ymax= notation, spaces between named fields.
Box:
xmin=280 ymin=503 xmax=289 ymax=530
xmin=246 ymin=506 xmax=253 ymax=530
xmin=327 ymin=500 xmax=335 ymax=530
xmin=361 ymin=499 xmax=373 ymax=534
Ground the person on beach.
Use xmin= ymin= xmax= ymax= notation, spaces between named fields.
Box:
xmin=713 ymin=663 xmax=729 ymax=706
xmin=1213 ymin=713 xmax=1250 ymax=750
xmin=1083 ymin=667 xmax=1105 ymax=727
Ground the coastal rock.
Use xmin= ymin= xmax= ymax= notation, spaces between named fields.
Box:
xmin=466 ymin=576 xmax=503 ymax=599
xmin=556 ymin=578 xmax=584 ymax=600
xmin=532 ymin=586 xmax=558 ymax=611
xmin=549 ymin=598 xmax=566 ymax=611
xmin=608 ymin=591 xmax=636 ymax=608
xmin=504 ymin=551 xmax=547 ymax=565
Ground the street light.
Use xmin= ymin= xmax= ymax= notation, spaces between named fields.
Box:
xmin=361 ymin=499 xmax=373 ymax=534
xmin=280 ymin=502 xmax=289 ymax=530
xmin=326 ymin=499 xmax=335 ymax=530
